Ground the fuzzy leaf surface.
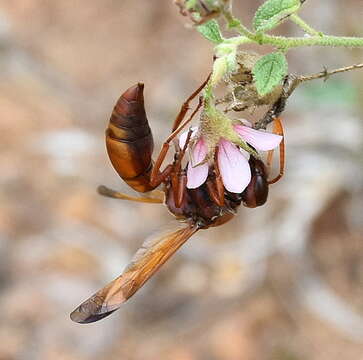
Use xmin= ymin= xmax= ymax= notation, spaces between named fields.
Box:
xmin=252 ymin=52 xmax=287 ymax=95
xmin=197 ymin=20 xmax=224 ymax=43
xmin=253 ymin=0 xmax=301 ymax=32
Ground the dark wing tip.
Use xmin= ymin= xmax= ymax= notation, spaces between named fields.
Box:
xmin=70 ymin=293 xmax=121 ymax=324
xmin=70 ymin=306 xmax=118 ymax=324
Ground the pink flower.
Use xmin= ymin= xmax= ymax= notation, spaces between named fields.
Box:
xmin=179 ymin=123 xmax=282 ymax=193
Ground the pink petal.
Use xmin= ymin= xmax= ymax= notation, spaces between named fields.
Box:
xmin=179 ymin=127 xmax=198 ymax=149
xmin=186 ymin=138 xmax=208 ymax=189
xmin=234 ymin=125 xmax=282 ymax=151
xmin=218 ymin=139 xmax=251 ymax=193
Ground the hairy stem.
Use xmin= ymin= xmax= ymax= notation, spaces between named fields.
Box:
xmin=262 ymin=34 xmax=363 ymax=49
xmin=222 ymin=9 xmax=255 ymax=39
xmin=222 ymin=6 xmax=363 ymax=49
xmin=299 ymin=63 xmax=363 ymax=82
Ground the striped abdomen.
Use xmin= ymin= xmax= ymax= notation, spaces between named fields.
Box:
xmin=106 ymin=83 xmax=155 ymax=192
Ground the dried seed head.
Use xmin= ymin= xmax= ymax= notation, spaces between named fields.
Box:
xmin=223 ymin=51 xmax=283 ymax=112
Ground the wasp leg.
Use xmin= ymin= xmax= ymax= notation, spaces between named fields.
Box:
xmin=171 ymin=172 xmax=187 ymax=208
xmin=206 ymin=180 xmax=223 ymax=207
xmin=150 ymin=146 xmax=174 ymax=188
xmin=214 ymin=159 xmax=225 ymax=206
xmin=170 ymin=127 xmax=194 ymax=207
xmin=267 ymin=117 xmax=285 ymax=185
xmin=171 ymin=74 xmax=210 ymax=132
xmin=150 ymin=74 xmax=209 ymax=189
xmin=206 ymin=154 xmax=225 ymax=207
xmin=150 ymin=98 xmax=203 ymax=187
xmin=97 ymin=185 xmax=164 ymax=204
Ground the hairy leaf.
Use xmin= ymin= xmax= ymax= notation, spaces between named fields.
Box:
xmin=252 ymin=52 xmax=288 ymax=95
xmin=253 ymin=0 xmax=301 ymax=33
xmin=197 ymin=19 xmax=224 ymax=44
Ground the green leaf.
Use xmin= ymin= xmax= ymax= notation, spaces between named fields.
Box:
xmin=252 ymin=52 xmax=288 ymax=96
xmin=197 ymin=20 xmax=224 ymax=44
xmin=253 ymin=0 xmax=301 ymax=33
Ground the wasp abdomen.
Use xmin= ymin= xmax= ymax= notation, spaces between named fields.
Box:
xmin=106 ymin=83 xmax=155 ymax=192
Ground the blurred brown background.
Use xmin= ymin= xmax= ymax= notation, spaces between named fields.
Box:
xmin=0 ymin=1 xmax=362 ymax=360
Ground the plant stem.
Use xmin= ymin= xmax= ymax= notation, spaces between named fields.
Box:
xmin=223 ymin=33 xmax=363 ymax=50
xmin=253 ymin=63 xmax=363 ymax=130
xmin=222 ymin=9 xmax=255 ymax=39
xmin=223 ymin=7 xmax=363 ymax=49
xmin=289 ymin=14 xmax=322 ymax=37
xmin=224 ymin=36 xmax=254 ymax=46
xmin=299 ymin=63 xmax=363 ymax=82
xmin=262 ymin=34 xmax=363 ymax=49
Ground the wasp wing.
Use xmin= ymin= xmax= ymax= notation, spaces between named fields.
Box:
xmin=70 ymin=224 xmax=198 ymax=323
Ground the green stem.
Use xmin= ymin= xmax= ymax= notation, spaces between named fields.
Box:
xmin=222 ymin=7 xmax=363 ymax=49
xmin=289 ymin=14 xmax=322 ymax=37
xmin=224 ymin=36 xmax=254 ymax=46
xmin=228 ymin=34 xmax=363 ymax=49
xmin=262 ymin=34 xmax=363 ymax=49
xmin=222 ymin=10 xmax=255 ymax=39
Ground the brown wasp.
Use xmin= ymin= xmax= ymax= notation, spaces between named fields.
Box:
xmin=70 ymin=77 xmax=284 ymax=323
